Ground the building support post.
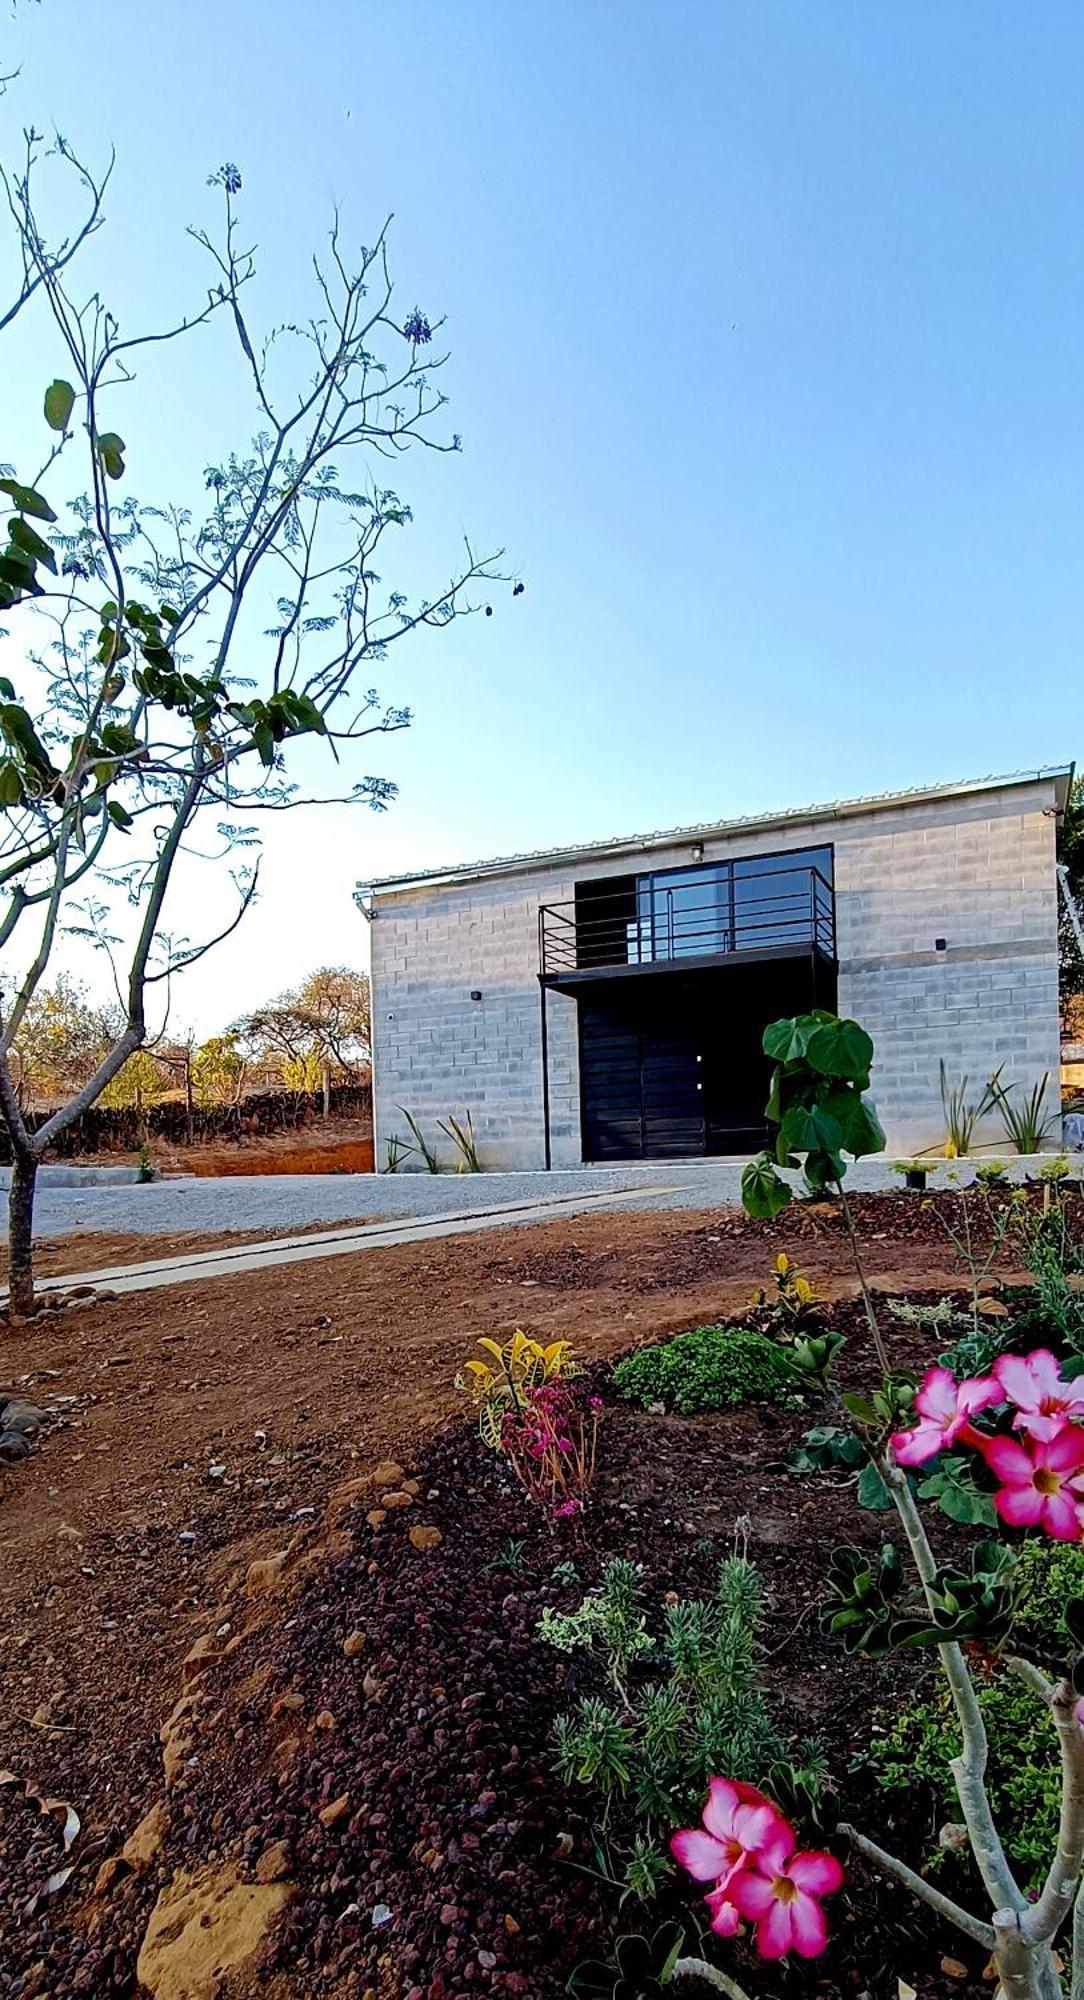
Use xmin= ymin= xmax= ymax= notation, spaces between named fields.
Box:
xmin=538 ymin=977 xmax=553 ymax=1171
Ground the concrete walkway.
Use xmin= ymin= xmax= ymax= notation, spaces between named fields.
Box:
xmin=30 ymin=1181 xmax=684 ymax=1298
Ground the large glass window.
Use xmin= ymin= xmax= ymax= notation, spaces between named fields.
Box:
xmin=631 ymin=846 xmax=832 ymax=962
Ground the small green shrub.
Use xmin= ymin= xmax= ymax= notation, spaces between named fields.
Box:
xmin=870 ymin=1539 xmax=1084 ymax=1892
xmin=546 ymin=1556 xmax=799 ymax=1900
xmin=1012 ymin=1538 xmax=1084 ymax=1651
xmin=870 ymin=1667 xmax=1060 ymax=1892
xmin=611 ymin=1324 xmax=797 ymax=1416
xmin=937 ymin=1317 xmax=1017 ymax=1380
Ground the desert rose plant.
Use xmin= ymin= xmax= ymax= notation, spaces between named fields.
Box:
xmin=677 ymin=1013 xmax=1084 ymax=2000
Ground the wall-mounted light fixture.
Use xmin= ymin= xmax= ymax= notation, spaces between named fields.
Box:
xmin=934 ymin=938 xmax=947 ymax=953
xmin=470 ymin=989 xmax=483 ymax=1002
xmin=691 ymin=842 xmax=705 ymax=862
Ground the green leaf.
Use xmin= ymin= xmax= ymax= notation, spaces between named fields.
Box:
xmin=0 ymin=759 xmax=24 ymax=806
xmin=8 ymin=516 xmax=56 ymax=572
xmin=95 ymin=431 xmax=127 ymax=480
xmin=840 ymin=1391 xmax=880 ymax=1425
xmin=44 ymin=379 xmax=75 ymax=432
xmin=0 ymin=479 xmax=57 ymax=523
xmin=857 ymin=1461 xmax=894 ymax=1511
xmin=741 ymin=1151 xmax=792 ymax=1220
xmin=106 ymin=800 xmax=133 ymax=830
xmin=763 ymin=1013 xmax=832 ymax=1063
xmin=805 ymin=1017 xmax=874 ymax=1083
xmin=780 ymin=1101 xmax=844 ymax=1157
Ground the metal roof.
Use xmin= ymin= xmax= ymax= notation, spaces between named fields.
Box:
xmin=358 ymin=764 xmax=1074 ymax=900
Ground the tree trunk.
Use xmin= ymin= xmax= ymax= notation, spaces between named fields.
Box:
xmin=7 ymin=1148 xmax=38 ymax=1316
xmin=322 ymin=1064 xmax=330 ymax=1120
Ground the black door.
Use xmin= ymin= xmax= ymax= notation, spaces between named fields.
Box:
xmin=577 ymin=960 xmax=835 ymax=1162
xmin=579 ymin=987 xmax=705 ymax=1161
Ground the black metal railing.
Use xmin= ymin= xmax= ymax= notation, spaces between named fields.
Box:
xmin=539 ymin=863 xmax=835 ymax=980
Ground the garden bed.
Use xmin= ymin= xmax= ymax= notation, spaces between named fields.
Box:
xmin=51 ymin=1294 xmax=1018 ymax=2000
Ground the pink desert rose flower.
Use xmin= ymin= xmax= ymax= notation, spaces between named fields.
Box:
xmin=994 ymin=1349 xmax=1084 ymax=1443
xmin=730 ymin=1835 xmax=845 ymax=1961
xmin=670 ymin=1778 xmax=787 ymax=1898
xmin=977 ymin=1425 xmax=1084 ymax=1541
xmin=890 ymin=1365 xmax=1000 ymax=1466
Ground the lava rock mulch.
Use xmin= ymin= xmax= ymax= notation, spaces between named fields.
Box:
xmin=102 ymin=1295 xmax=999 ymax=2000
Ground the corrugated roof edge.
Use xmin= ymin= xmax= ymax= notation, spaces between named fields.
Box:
xmin=357 ymin=764 xmax=1075 ymax=901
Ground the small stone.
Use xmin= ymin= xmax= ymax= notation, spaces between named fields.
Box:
xmin=343 ymin=1630 xmax=367 ymax=1658
xmin=503 ymin=1915 xmax=521 ymax=1936
xmin=269 ymin=1692 xmax=305 ymax=1722
xmin=314 ymin=1709 xmax=336 ymax=1731
xmin=371 ymin=1903 xmax=393 ymax=1928
xmin=369 ymin=1459 xmax=404 ymax=1486
xmin=401 ymin=1479 xmax=421 ymax=1496
xmin=244 ymin=1551 xmax=288 ymax=1595
xmin=121 ymin=1802 xmax=168 ymax=1874
xmin=379 ymin=1490 xmax=414 ymax=1509
xmin=319 ymin=1793 xmax=350 ymax=1828
xmin=366 ymin=1509 xmax=387 ymax=1528
xmin=255 ymin=1838 xmax=291 ymax=1883
xmin=408 ymin=1525 xmax=442 ymax=1552
xmin=92 ymin=1856 xmax=125 ymax=1898
xmin=941 ymin=1960 xmax=968 ymax=1981
xmin=439 ymin=1903 xmax=459 ymax=1926
xmin=478 ymin=1951 xmax=497 ymax=1971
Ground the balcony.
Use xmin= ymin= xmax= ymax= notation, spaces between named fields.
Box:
xmin=539 ymin=859 xmax=836 ymax=988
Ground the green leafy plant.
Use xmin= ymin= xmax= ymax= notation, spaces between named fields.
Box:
xmin=888 ymin=1294 xmax=970 ymax=1335
xmin=547 ymin=1558 xmax=799 ymax=1884
xmin=892 ymin=1158 xmax=932 ymax=1188
xmin=741 ymin=1013 xmax=885 ymax=1218
xmin=540 ymin=1559 xmax=654 ymax=1695
xmin=749 ymin=1252 xmax=824 ymax=1337
xmin=940 ymin=1060 xmax=998 ymax=1157
xmin=989 ymin=1072 xmax=1058 ymax=1155
xmin=457 ymin=1328 xmax=581 ymax=1447
xmin=135 ymin=1141 xmax=157 ymax=1184
xmin=438 ymin=1107 xmax=481 ymax=1172
xmin=382 ymin=1133 xmax=413 ymax=1173
xmin=788 ymin=1423 xmax=866 ymax=1474
xmin=569 ymin=1921 xmax=686 ymax=1998
xmin=976 ymin=1160 xmax=1011 ymax=1185
xmin=870 ymin=1668 xmax=1063 ymax=1893
xmin=397 ymin=1106 xmax=440 ymax=1172
xmin=611 ymin=1325 xmax=799 ymax=1417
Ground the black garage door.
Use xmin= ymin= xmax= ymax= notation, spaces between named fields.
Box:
xmin=578 ymin=962 xmax=831 ymax=1161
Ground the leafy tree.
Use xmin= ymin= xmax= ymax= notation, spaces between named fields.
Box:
xmin=98 ymin=1046 xmax=166 ymax=1113
xmin=191 ymin=1033 xmax=246 ymax=1110
xmin=6 ymin=971 xmax=113 ymax=1111
xmin=233 ymin=964 xmax=370 ymax=1113
xmin=0 ymin=138 xmax=507 ymax=1312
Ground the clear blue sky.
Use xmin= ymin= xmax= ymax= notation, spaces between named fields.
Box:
xmin=3 ymin=1 xmax=1081 ymax=1031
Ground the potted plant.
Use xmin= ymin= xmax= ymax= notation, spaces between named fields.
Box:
xmin=891 ymin=1158 xmax=931 ymax=1193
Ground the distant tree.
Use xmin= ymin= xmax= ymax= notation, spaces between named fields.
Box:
xmin=6 ymin=972 xmax=112 ymax=1111
xmin=234 ymin=965 xmax=370 ymax=1114
xmin=192 ymin=1033 xmax=247 ymax=1110
xmin=98 ymin=1046 xmax=166 ymax=1115
xmin=0 ymin=136 xmax=507 ymax=1313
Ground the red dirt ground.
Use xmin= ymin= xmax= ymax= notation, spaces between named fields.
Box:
xmin=0 ymin=1191 xmax=1058 ymax=1998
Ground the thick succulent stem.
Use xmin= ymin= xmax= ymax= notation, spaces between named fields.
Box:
xmin=838 ymin=1823 xmax=995 ymax=1947
xmin=882 ymin=1454 xmax=1024 ymax=1913
xmin=671 ymin=1961 xmax=754 ymax=1998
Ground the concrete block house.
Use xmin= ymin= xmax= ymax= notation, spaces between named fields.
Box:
xmin=359 ymin=768 xmax=1072 ymax=1171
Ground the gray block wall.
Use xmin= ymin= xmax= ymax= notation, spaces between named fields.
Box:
xmin=368 ymin=777 xmax=1062 ymax=1170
